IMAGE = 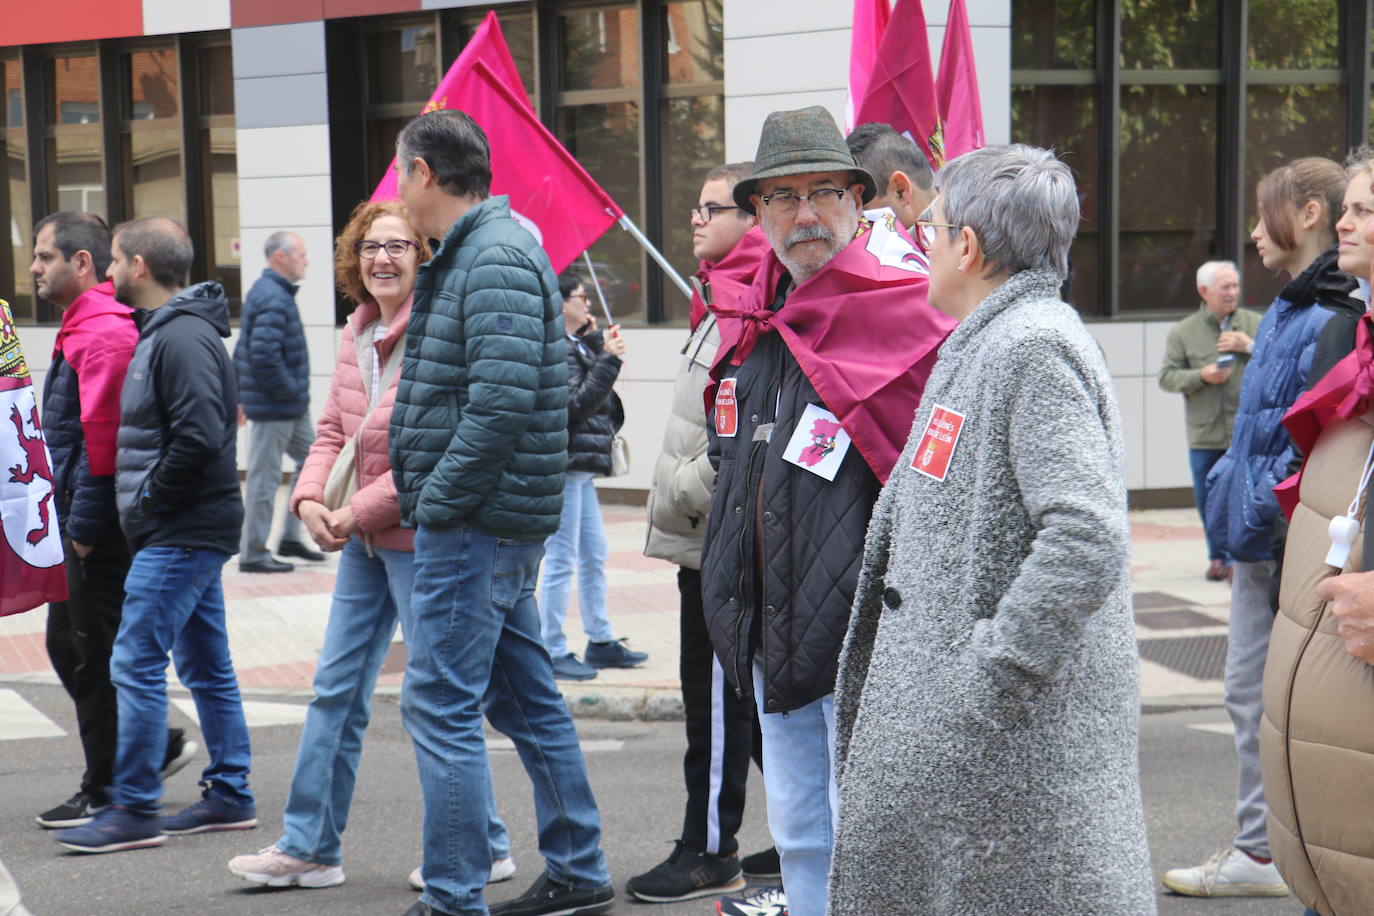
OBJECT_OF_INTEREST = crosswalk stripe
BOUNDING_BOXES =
[172,698,309,729]
[0,687,66,740]
[489,737,623,753]
[1186,722,1234,736]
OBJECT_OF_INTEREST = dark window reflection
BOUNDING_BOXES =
[1012,84,1099,312]
[559,7,641,92]
[664,0,723,84]
[48,55,100,125]
[369,25,438,104]
[47,134,105,217]
[660,94,723,323]
[1121,0,1219,70]
[122,49,179,121]
[1118,85,1221,312]
[202,125,240,308]
[199,45,235,117]
[1011,0,1095,70]
[1248,0,1340,70]
[122,130,183,220]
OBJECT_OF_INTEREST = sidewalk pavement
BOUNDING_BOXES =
[0,497,1232,719]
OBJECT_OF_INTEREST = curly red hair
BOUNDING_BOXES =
[334,199,431,304]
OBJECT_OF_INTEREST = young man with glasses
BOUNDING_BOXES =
[627,162,775,904]
[699,107,953,916]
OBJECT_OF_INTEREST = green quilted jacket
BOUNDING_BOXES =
[389,195,569,540]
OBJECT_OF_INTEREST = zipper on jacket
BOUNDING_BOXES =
[730,341,785,704]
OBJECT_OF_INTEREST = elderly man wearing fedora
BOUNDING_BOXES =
[699,106,952,916]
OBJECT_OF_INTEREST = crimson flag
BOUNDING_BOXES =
[936,0,985,160]
[0,300,67,617]
[371,12,622,273]
[845,0,892,131]
[854,0,944,170]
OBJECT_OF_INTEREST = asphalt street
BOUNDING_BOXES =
[0,684,1301,916]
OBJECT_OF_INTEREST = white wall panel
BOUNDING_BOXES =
[143,0,230,36]
[236,125,332,180]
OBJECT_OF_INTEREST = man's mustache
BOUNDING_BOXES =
[784,225,834,249]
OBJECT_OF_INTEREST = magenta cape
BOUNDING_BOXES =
[709,213,955,484]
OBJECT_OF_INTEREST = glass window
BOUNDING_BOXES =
[664,0,723,84]
[1012,84,1100,312]
[47,133,105,217]
[199,44,235,117]
[1011,0,1095,71]
[368,24,438,104]
[202,125,239,309]
[1121,0,1219,70]
[1242,83,1346,309]
[47,54,100,125]
[1118,85,1222,312]
[660,94,723,324]
[121,130,182,220]
[559,7,640,91]
[122,48,179,121]
[556,101,642,321]
[1248,0,1340,70]
[2,54,31,323]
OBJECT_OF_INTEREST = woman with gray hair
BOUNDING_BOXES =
[828,145,1154,915]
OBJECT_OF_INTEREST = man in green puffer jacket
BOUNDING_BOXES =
[388,109,613,916]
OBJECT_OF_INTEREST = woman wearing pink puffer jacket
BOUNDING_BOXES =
[227,200,515,893]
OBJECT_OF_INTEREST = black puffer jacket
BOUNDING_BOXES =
[565,329,623,476]
[701,280,882,713]
[116,283,243,555]
[44,353,117,546]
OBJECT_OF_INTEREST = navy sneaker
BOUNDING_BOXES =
[488,873,614,916]
[584,639,648,668]
[159,791,257,835]
[54,805,165,854]
[551,653,598,681]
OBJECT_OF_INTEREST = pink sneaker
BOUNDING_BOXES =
[228,845,345,889]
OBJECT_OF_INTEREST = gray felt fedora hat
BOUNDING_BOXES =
[733,105,877,215]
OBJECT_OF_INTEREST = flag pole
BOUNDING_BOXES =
[615,213,694,301]
[581,251,615,326]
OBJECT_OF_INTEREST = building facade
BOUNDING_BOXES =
[1,0,1368,501]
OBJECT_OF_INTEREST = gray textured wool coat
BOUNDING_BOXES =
[830,269,1155,915]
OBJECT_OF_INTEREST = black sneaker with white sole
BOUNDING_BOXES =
[487,873,614,916]
[625,840,745,902]
[160,727,198,781]
[36,789,108,829]
[739,846,780,879]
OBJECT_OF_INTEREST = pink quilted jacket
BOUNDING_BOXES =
[291,295,413,552]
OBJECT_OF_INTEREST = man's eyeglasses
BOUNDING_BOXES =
[690,204,740,223]
[913,219,961,254]
[354,239,420,259]
[759,187,848,216]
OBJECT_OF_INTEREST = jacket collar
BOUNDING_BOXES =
[137,281,232,338]
[937,268,1065,361]
[426,196,511,269]
[1277,245,1361,317]
[53,280,131,352]
[347,293,413,357]
[261,268,299,296]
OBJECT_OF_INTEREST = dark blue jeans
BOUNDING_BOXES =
[404,524,608,915]
[1190,447,1228,561]
[109,547,252,815]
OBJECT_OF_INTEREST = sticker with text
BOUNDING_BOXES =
[714,378,738,438]
[781,403,852,481]
[911,405,965,481]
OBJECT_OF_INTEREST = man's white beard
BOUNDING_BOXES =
[766,211,859,283]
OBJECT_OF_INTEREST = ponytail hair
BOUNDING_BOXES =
[1256,156,1345,251]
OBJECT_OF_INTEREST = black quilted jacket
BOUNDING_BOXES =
[701,284,881,713]
[43,352,118,546]
[565,329,623,477]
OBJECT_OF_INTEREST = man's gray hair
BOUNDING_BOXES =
[264,231,298,260]
[1195,259,1239,291]
[935,144,1079,278]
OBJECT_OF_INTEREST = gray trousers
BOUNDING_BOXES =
[240,413,314,564]
[1224,558,1276,857]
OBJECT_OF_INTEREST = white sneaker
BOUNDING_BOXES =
[1161,847,1290,897]
[228,845,345,889]
[408,856,517,890]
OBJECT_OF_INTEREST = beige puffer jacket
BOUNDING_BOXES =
[643,314,719,569]
[1261,409,1374,916]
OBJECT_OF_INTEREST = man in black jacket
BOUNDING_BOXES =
[54,217,255,855]
[31,212,195,830]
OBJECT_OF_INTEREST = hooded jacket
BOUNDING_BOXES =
[42,280,137,546]
[115,282,243,555]
[564,328,623,477]
[1206,248,1361,562]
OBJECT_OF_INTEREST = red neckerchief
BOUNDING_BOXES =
[689,227,770,331]
[1276,311,1374,518]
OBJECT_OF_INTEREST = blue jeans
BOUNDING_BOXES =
[276,540,509,866]
[405,524,609,915]
[1189,447,1228,561]
[539,471,614,659]
[109,547,252,815]
[752,664,837,916]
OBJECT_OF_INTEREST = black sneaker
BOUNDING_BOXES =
[488,873,614,916]
[740,846,781,879]
[278,539,325,562]
[36,789,108,829]
[160,727,199,781]
[583,639,647,668]
[626,841,745,902]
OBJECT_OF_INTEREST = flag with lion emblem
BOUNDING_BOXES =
[0,300,66,616]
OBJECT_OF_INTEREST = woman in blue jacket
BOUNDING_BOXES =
[1165,157,1362,898]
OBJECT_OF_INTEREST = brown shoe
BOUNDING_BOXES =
[1205,559,1227,581]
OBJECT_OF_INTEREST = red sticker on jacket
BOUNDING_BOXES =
[714,378,739,438]
[911,405,965,481]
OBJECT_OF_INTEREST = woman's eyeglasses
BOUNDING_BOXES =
[354,239,420,259]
